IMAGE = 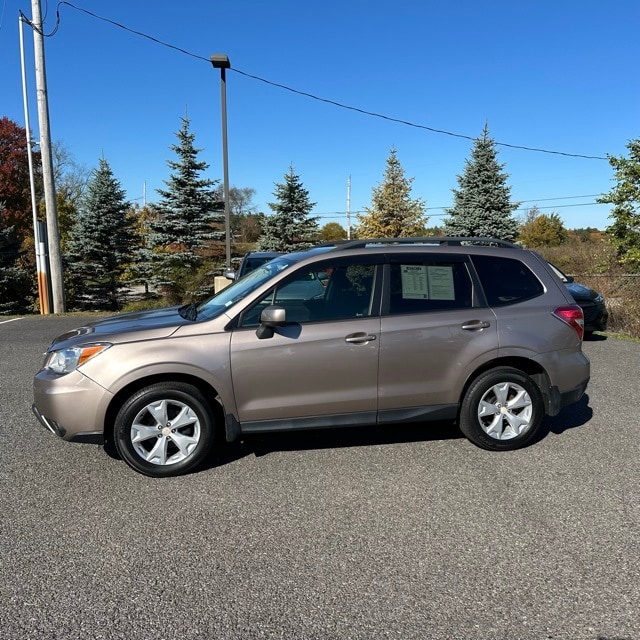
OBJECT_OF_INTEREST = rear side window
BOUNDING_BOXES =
[472,255,544,306]
[388,261,472,314]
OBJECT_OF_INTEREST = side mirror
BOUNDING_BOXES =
[564,275,574,283]
[224,269,237,281]
[256,305,286,339]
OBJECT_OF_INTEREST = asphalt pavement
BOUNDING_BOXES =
[1,315,638,640]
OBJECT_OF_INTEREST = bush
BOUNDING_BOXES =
[120,296,166,313]
[607,296,640,338]
[535,241,619,275]
[534,242,640,339]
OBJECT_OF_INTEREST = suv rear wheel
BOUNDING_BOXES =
[114,382,217,477]
[459,367,544,450]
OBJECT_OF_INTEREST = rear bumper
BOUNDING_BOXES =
[546,378,590,416]
[582,302,608,333]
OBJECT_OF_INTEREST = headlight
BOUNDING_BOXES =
[594,293,604,303]
[44,344,111,375]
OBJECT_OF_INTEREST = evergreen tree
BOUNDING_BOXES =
[0,215,32,314]
[444,124,519,241]
[149,117,223,299]
[258,167,319,251]
[66,158,133,310]
[599,138,640,269]
[126,204,157,294]
[357,148,427,237]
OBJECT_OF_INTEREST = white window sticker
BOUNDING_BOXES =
[427,266,455,300]
[400,264,456,300]
[401,265,429,299]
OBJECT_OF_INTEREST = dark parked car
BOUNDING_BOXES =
[225,251,282,280]
[549,263,608,335]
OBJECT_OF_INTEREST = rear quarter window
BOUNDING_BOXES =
[472,255,544,306]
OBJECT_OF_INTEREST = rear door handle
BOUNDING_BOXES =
[345,333,377,344]
[461,320,490,331]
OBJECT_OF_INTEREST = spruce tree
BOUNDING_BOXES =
[66,158,133,310]
[0,217,31,314]
[149,117,223,299]
[258,167,319,251]
[599,138,640,269]
[126,204,157,294]
[357,148,427,237]
[444,124,519,241]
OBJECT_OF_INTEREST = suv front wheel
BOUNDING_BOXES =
[114,382,217,477]
[459,367,544,450]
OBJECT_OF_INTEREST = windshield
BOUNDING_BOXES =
[196,257,295,321]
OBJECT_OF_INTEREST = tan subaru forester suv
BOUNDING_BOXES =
[33,238,590,477]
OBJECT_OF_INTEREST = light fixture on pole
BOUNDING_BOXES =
[210,53,232,269]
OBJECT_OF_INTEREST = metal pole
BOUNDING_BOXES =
[210,54,231,269]
[19,14,49,314]
[220,67,231,268]
[31,0,65,313]
[347,175,352,240]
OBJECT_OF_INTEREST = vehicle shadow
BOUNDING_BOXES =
[584,331,607,341]
[211,420,463,469]
[214,395,594,469]
[534,393,593,441]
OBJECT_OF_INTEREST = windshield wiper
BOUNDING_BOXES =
[178,303,198,321]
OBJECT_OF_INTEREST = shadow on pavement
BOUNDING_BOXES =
[536,393,593,441]
[211,420,463,469]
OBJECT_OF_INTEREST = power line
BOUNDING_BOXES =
[231,69,607,161]
[314,199,604,220]
[35,1,609,162]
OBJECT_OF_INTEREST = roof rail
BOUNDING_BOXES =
[319,237,522,250]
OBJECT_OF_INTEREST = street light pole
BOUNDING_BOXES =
[210,54,232,269]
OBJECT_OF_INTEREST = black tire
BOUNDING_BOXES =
[114,382,217,477]
[459,367,544,451]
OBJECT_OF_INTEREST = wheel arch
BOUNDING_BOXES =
[104,373,226,447]
[459,356,552,419]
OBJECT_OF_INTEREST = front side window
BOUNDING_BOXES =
[196,257,295,321]
[472,255,544,306]
[239,262,376,327]
[388,261,472,314]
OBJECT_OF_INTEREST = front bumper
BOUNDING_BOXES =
[32,403,104,443]
[32,369,112,443]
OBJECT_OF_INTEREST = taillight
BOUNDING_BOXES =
[552,305,585,341]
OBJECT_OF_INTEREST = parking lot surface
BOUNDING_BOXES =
[1,315,639,639]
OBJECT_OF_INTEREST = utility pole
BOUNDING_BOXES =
[31,0,65,313]
[346,175,352,240]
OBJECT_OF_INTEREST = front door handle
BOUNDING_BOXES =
[345,333,377,344]
[461,320,490,331]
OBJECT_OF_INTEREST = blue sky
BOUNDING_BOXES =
[1,0,638,231]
